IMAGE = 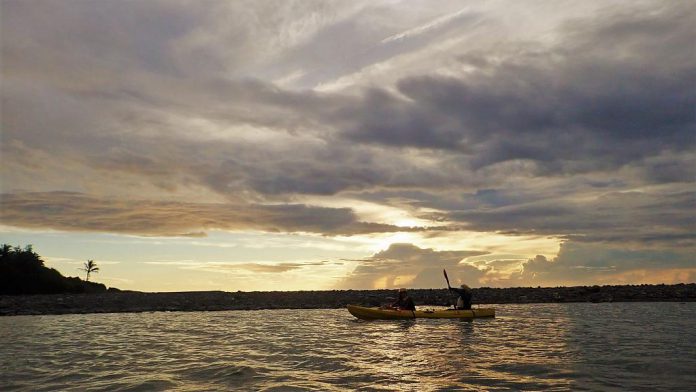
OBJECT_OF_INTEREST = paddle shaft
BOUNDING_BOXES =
[443,269,458,308]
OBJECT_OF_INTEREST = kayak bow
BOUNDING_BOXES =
[346,305,495,320]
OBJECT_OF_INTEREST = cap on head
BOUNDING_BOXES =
[460,284,471,291]
[398,288,407,292]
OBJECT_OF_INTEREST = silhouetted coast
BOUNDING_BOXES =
[1,284,694,316]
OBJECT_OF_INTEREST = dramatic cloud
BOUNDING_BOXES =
[0,192,424,236]
[333,3,695,171]
[338,243,488,289]
[446,188,696,247]
[339,240,696,289]
[1,1,694,288]
[513,242,696,287]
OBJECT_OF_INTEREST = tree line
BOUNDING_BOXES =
[0,244,109,295]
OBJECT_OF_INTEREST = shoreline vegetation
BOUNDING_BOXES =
[2,284,695,316]
[2,244,694,316]
[0,245,112,296]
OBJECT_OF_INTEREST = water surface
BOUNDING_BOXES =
[1,303,694,391]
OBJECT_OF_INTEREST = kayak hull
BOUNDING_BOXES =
[346,305,495,320]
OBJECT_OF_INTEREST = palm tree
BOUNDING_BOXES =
[80,259,99,282]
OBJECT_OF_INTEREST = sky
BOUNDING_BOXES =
[1,0,694,292]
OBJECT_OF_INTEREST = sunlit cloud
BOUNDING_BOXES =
[1,0,694,290]
[0,191,429,237]
[146,259,337,274]
[338,243,488,289]
[380,7,474,44]
[512,242,696,287]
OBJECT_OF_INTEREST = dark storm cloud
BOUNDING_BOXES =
[335,3,696,174]
[0,192,424,236]
[1,0,694,268]
[447,190,695,247]
[5,1,692,196]
[638,153,696,184]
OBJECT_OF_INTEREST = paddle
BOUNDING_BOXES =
[443,269,452,290]
[443,269,457,309]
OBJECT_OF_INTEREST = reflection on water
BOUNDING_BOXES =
[1,303,694,391]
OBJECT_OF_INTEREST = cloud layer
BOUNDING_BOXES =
[0,192,421,236]
[513,242,696,287]
[338,243,487,289]
[1,1,694,287]
[339,242,695,289]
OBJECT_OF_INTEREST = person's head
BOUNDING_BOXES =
[460,284,471,292]
[398,287,408,298]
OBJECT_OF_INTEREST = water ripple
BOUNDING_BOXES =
[1,303,695,391]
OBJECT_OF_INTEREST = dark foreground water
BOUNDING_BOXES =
[1,303,694,391]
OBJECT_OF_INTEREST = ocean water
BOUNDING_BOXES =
[1,303,694,391]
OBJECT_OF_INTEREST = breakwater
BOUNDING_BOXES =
[2,283,694,316]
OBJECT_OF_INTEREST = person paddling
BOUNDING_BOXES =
[449,284,473,310]
[443,269,473,310]
[389,288,416,311]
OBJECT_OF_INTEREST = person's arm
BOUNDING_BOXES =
[448,287,464,309]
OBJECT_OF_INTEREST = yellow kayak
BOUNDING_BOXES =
[346,305,495,320]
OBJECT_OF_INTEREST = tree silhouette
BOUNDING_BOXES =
[1,244,108,294]
[80,259,99,282]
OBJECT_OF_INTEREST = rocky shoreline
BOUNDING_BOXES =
[1,283,695,316]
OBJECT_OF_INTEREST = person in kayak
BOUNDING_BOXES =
[388,288,416,311]
[449,284,472,310]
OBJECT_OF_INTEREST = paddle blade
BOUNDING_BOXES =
[443,269,451,288]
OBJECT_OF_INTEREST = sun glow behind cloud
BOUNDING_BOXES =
[1,0,694,291]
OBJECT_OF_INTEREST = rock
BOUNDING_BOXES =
[1,283,694,316]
